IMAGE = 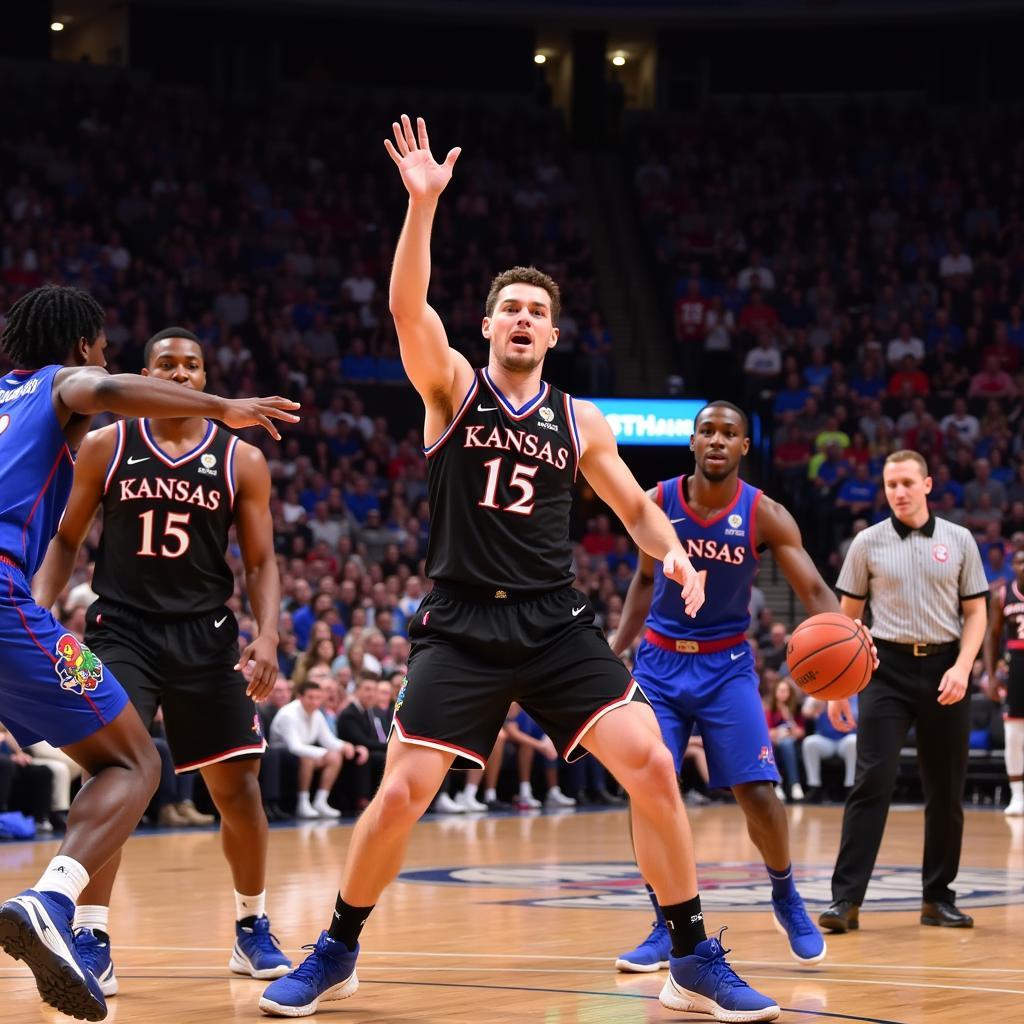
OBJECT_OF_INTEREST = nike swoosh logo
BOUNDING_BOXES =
[669,517,686,524]
[127,455,150,465]
[730,650,746,661]
[214,616,228,628]
[571,605,586,617]
[477,404,498,412]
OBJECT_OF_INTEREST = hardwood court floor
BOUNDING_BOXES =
[1,804,1022,1023]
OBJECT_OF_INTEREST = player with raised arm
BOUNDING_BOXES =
[33,327,300,998]
[0,285,297,1021]
[258,116,779,1023]
[612,401,874,971]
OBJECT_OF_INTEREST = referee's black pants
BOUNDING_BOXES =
[831,645,969,906]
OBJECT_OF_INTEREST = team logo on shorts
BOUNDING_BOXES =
[397,862,1024,912]
[54,634,103,695]
[395,677,409,711]
[757,745,775,766]
[198,452,218,477]
[932,544,949,563]
[252,714,263,738]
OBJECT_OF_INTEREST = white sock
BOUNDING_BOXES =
[1005,720,1024,777]
[484,788,497,802]
[518,781,533,798]
[235,890,266,922]
[298,792,313,807]
[73,905,109,935]
[36,856,90,904]
[548,786,562,797]
[314,789,331,805]
[464,783,479,801]
[1011,780,1024,803]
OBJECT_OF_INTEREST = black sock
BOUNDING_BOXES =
[327,894,374,951]
[661,895,706,957]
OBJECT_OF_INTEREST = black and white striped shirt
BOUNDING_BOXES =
[836,514,988,645]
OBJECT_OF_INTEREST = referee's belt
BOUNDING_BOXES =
[874,638,959,658]
[643,628,746,655]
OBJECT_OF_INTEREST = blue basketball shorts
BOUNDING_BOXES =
[0,563,128,748]
[632,639,780,789]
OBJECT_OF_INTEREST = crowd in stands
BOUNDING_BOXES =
[2,76,1020,832]
[629,100,1024,574]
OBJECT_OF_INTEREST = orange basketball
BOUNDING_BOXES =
[785,612,872,700]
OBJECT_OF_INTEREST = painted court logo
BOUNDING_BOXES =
[397,862,1024,913]
[54,634,103,695]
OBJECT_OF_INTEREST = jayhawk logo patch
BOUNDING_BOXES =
[54,634,103,695]
[757,745,775,767]
[395,676,409,712]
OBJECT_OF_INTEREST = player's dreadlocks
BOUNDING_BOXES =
[0,284,105,369]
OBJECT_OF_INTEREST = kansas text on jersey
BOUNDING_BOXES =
[92,418,239,616]
[647,476,763,642]
[423,368,581,593]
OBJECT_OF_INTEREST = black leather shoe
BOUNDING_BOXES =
[819,900,860,932]
[921,901,973,928]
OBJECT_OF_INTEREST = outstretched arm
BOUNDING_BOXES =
[232,443,281,702]
[33,426,114,610]
[384,114,473,412]
[53,367,299,439]
[574,401,704,618]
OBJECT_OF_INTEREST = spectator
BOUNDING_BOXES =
[766,678,805,802]
[504,706,576,810]
[801,696,858,803]
[337,675,390,809]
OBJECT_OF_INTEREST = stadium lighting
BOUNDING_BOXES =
[534,53,547,65]
[51,21,65,31]
[611,54,626,67]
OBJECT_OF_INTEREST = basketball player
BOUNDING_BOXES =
[611,401,875,970]
[0,285,297,1022]
[259,115,779,1022]
[33,328,294,996]
[983,548,1024,816]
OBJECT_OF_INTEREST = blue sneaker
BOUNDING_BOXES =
[0,889,107,1021]
[772,892,826,965]
[74,928,118,996]
[660,929,780,1022]
[258,931,358,1017]
[614,919,671,972]
[230,916,293,979]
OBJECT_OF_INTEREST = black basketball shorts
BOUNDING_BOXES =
[85,600,266,773]
[394,585,648,769]
[1007,650,1024,719]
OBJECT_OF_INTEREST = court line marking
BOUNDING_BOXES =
[3,964,1020,996]
[0,973,910,1024]
[96,946,1024,974]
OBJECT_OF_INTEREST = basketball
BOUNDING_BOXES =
[785,612,873,700]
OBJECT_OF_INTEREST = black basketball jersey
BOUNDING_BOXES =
[424,368,579,593]
[1003,580,1024,652]
[92,418,239,617]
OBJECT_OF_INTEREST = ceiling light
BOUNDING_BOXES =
[534,53,547,65]
[51,21,65,32]
[611,54,627,67]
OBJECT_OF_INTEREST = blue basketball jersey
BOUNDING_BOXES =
[0,365,74,578]
[646,475,762,641]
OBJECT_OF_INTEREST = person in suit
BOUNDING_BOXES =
[336,675,390,808]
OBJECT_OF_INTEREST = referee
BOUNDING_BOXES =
[819,449,988,932]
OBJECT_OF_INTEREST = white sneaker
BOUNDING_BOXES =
[1005,797,1024,817]
[775,785,787,803]
[791,783,805,802]
[434,792,465,814]
[296,801,320,820]
[544,789,576,808]
[456,790,488,812]
[515,791,542,809]
[313,798,341,819]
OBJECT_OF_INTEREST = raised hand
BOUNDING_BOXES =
[220,396,300,440]
[384,114,461,202]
